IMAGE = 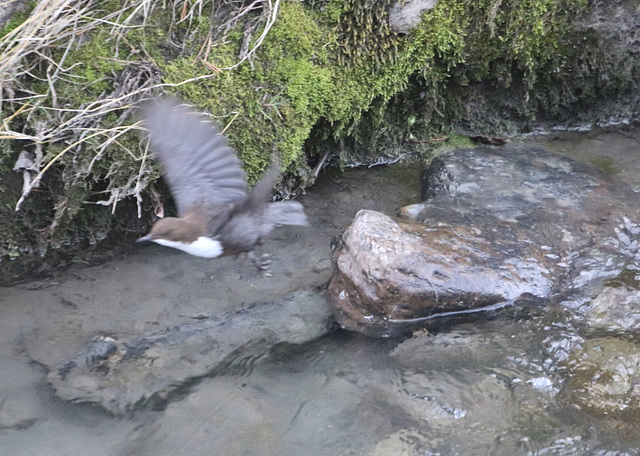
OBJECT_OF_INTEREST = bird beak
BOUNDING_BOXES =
[136,234,153,243]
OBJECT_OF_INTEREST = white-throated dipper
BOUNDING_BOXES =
[137,98,308,272]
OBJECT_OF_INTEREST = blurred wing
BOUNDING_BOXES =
[240,161,279,212]
[144,98,248,216]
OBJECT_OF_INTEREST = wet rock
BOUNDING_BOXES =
[47,291,332,414]
[369,365,557,454]
[389,369,515,427]
[328,209,549,336]
[560,337,640,438]
[329,144,640,336]
[369,429,428,456]
[391,328,522,371]
[584,285,640,334]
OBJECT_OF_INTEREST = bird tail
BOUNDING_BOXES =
[266,201,309,227]
[245,161,309,227]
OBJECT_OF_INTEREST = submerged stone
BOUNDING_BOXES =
[329,144,640,336]
[560,337,640,439]
[47,291,332,414]
[584,285,640,334]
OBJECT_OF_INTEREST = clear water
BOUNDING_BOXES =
[1,124,639,455]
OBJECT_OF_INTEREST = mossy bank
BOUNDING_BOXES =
[1,0,638,284]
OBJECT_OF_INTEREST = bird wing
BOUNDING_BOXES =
[144,98,248,217]
[239,161,279,212]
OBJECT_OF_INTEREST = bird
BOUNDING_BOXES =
[137,98,309,274]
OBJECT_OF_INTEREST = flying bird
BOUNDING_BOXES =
[137,98,308,274]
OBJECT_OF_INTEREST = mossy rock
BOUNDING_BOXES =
[0,0,638,284]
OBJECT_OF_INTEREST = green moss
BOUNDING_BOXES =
[605,266,640,289]
[0,1,37,37]
[444,133,475,149]
[61,32,123,100]
[158,1,339,182]
[140,0,605,173]
[331,0,399,67]
[152,0,629,168]
[589,157,619,176]
[0,0,636,283]
[324,0,602,148]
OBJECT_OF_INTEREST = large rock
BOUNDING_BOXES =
[46,291,332,414]
[329,144,640,336]
[328,210,550,337]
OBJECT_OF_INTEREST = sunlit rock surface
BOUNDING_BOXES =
[329,144,640,336]
[584,285,640,333]
[328,209,549,336]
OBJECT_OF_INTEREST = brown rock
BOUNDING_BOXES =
[328,210,549,336]
[329,144,640,337]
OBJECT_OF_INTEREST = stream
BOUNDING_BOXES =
[0,123,639,455]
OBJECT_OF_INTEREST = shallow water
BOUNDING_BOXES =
[1,124,639,455]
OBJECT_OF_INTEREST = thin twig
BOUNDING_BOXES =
[222,0,280,70]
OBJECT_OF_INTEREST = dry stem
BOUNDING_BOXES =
[1,0,280,222]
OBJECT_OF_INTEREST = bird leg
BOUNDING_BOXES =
[247,250,272,277]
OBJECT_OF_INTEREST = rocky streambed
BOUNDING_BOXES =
[1,124,640,455]
[330,142,640,336]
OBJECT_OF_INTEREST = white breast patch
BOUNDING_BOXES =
[153,237,223,258]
